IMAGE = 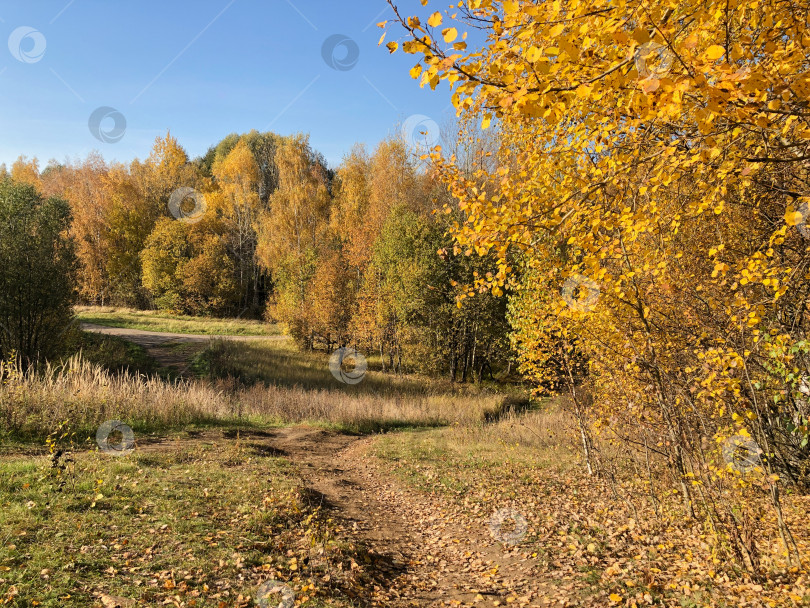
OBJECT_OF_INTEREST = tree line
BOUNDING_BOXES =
[0,129,510,381]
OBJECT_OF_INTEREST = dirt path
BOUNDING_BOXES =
[88,323,546,605]
[137,426,545,606]
[265,427,546,607]
[81,322,287,378]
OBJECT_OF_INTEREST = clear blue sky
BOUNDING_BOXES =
[0,0,455,169]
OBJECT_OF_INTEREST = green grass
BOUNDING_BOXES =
[75,306,281,336]
[0,427,355,607]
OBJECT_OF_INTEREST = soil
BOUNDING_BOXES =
[80,323,286,378]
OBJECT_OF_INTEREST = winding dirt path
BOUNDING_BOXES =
[266,427,546,607]
[137,426,546,606]
[86,324,547,605]
[80,322,287,378]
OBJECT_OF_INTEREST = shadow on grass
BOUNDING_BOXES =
[198,339,478,399]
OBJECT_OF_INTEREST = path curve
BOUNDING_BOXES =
[270,427,545,607]
[141,426,546,607]
[81,322,287,377]
[80,322,287,345]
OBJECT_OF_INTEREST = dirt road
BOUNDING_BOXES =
[266,426,545,607]
[80,322,286,377]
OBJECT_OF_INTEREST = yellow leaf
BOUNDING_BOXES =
[481,113,492,130]
[526,46,541,62]
[443,27,458,43]
[705,45,725,61]
[609,594,622,604]
[428,12,442,27]
[410,65,423,79]
[386,41,398,53]
[784,210,804,226]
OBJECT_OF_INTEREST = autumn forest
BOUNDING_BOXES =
[1,0,809,606]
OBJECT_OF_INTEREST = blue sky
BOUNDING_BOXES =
[0,0,455,169]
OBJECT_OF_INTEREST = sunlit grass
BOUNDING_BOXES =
[0,431,352,607]
[200,339,522,432]
[74,305,281,336]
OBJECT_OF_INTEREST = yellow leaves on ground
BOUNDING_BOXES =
[784,209,804,226]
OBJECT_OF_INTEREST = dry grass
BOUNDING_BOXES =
[232,381,506,432]
[0,356,233,445]
[0,345,516,444]
[201,339,518,432]
[447,405,577,450]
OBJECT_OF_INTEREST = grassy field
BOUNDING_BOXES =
[0,335,529,606]
[198,339,526,433]
[68,331,161,377]
[2,331,808,607]
[0,428,355,607]
[0,335,521,444]
[75,306,281,336]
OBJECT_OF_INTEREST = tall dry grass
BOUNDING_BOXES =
[0,352,511,443]
[0,356,231,442]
